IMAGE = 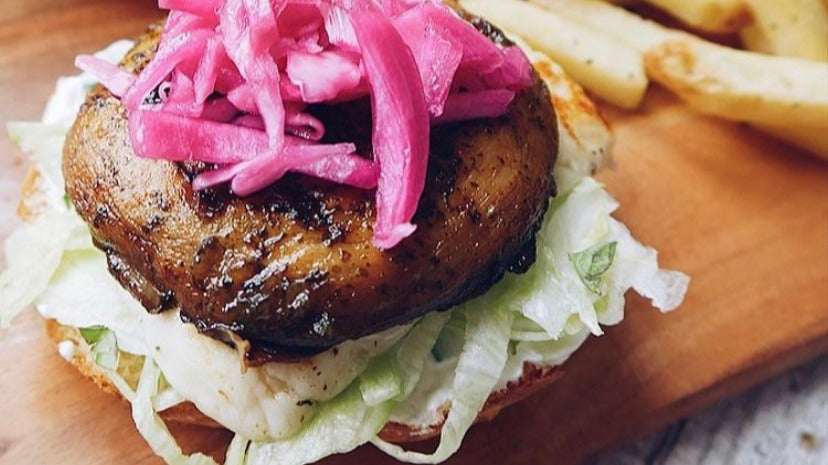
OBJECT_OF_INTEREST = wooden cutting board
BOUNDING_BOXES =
[0,2,826,464]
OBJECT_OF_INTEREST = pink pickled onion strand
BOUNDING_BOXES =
[300,149,380,190]
[193,36,225,104]
[481,46,534,91]
[427,5,504,74]
[132,110,377,191]
[129,109,263,164]
[163,10,217,37]
[193,137,378,192]
[75,55,136,97]
[122,29,212,109]
[434,89,516,125]
[279,32,325,54]
[350,9,430,249]
[233,114,265,130]
[379,0,422,17]
[201,97,240,122]
[220,0,285,151]
[230,140,357,196]
[192,162,248,191]
[286,50,363,103]
[215,62,245,94]
[81,0,533,249]
[284,103,325,141]
[392,5,463,117]
[162,70,198,116]
[279,77,305,102]
[324,6,359,51]
[227,84,259,114]
[278,4,325,39]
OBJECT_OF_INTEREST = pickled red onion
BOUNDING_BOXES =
[435,90,516,125]
[351,9,430,248]
[77,0,533,249]
[75,55,135,97]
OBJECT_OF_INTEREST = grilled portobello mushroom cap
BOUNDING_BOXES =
[63,17,558,362]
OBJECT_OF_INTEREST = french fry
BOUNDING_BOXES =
[481,0,828,158]
[596,0,828,61]
[530,0,680,52]
[612,0,752,34]
[460,0,648,109]
[645,40,828,128]
[741,0,828,62]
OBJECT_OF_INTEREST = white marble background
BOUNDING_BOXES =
[591,355,828,465]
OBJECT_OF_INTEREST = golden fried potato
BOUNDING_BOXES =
[610,0,751,33]
[477,0,828,158]
[741,0,828,61]
[645,40,828,128]
[530,0,678,52]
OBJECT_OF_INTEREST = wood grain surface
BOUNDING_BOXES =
[0,2,826,465]
[592,354,828,465]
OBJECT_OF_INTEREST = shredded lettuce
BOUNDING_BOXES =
[90,328,120,370]
[246,384,394,465]
[569,241,617,295]
[224,435,251,465]
[359,350,404,407]
[79,326,108,344]
[153,383,187,413]
[0,211,86,328]
[372,306,515,463]
[384,175,689,433]
[36,244,397,442]
[78,326,120,370]
[6,122,71,209]
[360,312,450,406]
[432,311,466,362]
[494,175,688,341]
[57,337,214,465]
[133,359,220,465]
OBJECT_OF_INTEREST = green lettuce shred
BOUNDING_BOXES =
[0,211,83,328]
[360,312,450,406]
[79,326,108,344]
[133,359,219,465]
[246,384,394,465]
[371,306,515,464]
[569,241,617,295]
[89,327,119,371]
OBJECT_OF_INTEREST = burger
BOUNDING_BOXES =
[1,1,689,464]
